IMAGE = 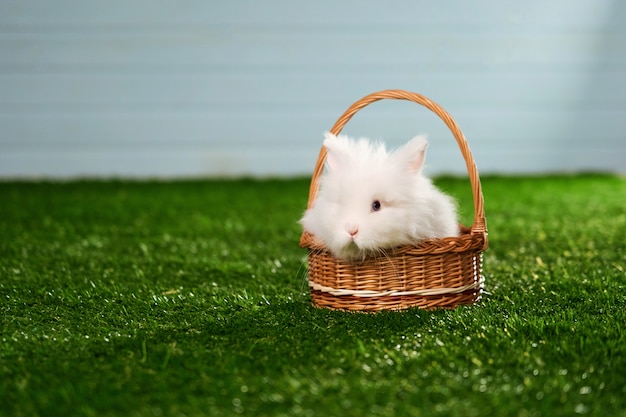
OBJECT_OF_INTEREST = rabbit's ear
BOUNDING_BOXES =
[392,135,428,173]
[323,132,349,171]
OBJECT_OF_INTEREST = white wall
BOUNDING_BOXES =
[1,0,624,178]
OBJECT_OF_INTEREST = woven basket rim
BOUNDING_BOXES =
[301,225,487,254]
[299,89,487,250]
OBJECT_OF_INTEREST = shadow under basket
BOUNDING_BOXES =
[299,90,488,312]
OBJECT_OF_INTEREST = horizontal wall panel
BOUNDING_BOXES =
[0,0,624,177]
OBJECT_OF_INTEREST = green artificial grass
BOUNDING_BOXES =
[1,174,625,417]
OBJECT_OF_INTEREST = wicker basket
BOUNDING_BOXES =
[299,90,488,311]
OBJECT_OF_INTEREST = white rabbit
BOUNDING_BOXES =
[300,132,459,261]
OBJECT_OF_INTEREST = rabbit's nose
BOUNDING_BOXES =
[346,224,359,237]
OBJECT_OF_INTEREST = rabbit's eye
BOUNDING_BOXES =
[371,200,381,212]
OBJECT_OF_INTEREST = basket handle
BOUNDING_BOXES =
[304,89,487,237]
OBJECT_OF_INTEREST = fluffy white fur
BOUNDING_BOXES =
[300,132,459,261]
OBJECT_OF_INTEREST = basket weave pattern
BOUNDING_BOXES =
[300,90,488,311]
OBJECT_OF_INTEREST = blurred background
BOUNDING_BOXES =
[0,0,624,178]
